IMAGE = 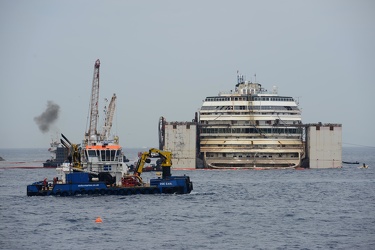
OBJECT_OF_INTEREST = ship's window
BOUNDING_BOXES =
[173,125,177,129]
[106,150,111,161]
[186,124,190,129]
[111,150,116,161]
[115,150,120,161]
[330,126,334,131]
[316,126,320,130]
[88,150,96,157]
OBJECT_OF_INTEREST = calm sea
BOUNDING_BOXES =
[0,147,374,250]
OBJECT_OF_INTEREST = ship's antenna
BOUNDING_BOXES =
[295,96,301,106]
[236,70,246,85]
[254,73,257,83]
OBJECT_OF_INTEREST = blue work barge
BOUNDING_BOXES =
[27,146,193,197]
[27,171,193,196]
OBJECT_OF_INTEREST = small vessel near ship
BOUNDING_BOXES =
[43,140,68,168]
[198,73,304,169]
[342,161,359,164]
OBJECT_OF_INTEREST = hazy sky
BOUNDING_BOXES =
[1,0,374,149]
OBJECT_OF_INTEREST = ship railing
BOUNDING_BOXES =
[218,90,269,96]
[86,161,124,172]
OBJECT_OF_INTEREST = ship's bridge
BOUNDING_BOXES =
[218,81,278,96]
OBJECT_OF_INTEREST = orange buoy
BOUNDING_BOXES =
[95,217,103,223]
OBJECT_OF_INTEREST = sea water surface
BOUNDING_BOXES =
[0,147,374,250]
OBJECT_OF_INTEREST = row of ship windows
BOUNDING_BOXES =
[206,153,300,158]
[201,144,302,148]
[199,120,301,126]
[205,97,294,102]
[200,112,300,117]
[201,105,298,111]
[201,128,301,134]
[85,149,121,162]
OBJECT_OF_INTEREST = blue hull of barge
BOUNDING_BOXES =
[27,172,193,196]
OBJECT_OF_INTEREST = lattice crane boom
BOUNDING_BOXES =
[100,93,116,140]
[87,59,100,143]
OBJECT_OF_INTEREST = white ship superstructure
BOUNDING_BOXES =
[198,75,304,169]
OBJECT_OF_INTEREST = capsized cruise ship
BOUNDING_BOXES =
[198,74,304,169]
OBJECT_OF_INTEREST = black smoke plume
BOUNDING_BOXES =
[34,101,60,133]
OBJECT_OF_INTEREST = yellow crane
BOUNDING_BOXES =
[122,148,173,187]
